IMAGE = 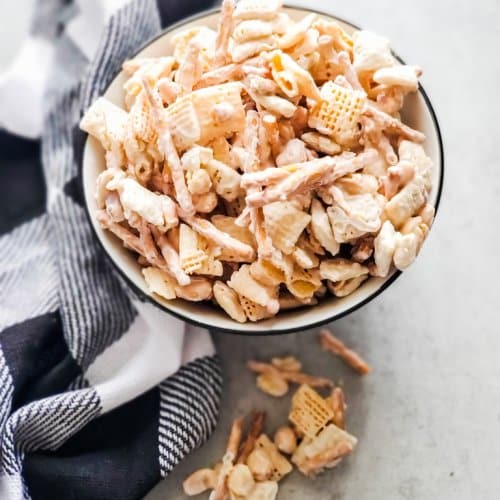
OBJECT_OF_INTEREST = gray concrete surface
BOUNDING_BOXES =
[146,0,500,499]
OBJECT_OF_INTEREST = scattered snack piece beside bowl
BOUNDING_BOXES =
[183,329,366,499]
[80,0,443,333]
[182,386,357,499]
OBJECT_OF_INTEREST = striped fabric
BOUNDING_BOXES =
[0,215,58,333]
[159,356,222,476]
[0,1,221,499]
[0,350,14,436]
[1,389,102,475]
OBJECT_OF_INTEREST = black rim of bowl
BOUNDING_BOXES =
[76,5,445,335]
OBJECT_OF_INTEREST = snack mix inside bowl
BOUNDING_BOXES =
[81,0,438,324]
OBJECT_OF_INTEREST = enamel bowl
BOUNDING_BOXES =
[81,6,444,334]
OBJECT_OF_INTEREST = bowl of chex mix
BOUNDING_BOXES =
[80,0,444,333]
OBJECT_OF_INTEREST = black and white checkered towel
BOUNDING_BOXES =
[0,1,220,498]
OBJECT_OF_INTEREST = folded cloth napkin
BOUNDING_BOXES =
[0,1,219,499]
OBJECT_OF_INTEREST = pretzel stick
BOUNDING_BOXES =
[210,417,243,500]
[242,156,336,192]
[261,113,283,157]
[134,221,187,279]
[279,12,316,49]
[213,0,235,68]
[96,210,144,255]
[161,129,195,215]
[142,80,195,216]
[194,63,242,89]
[319,329,371,375]
[234,206,251,227]
[250,208,273,259]
[237,411,266,464]
[243,111,273,258]
[365,103,425,143]
[243,110,261,172]
[184,215,255,261]
[247,361,333,388]
[361,116,397,165]
[138,219,162,264]
[257,114,272,164]
[245,152,375,208]
[241,150,372,188]
[151,226,191,286]
[241,168,290,189]
[378,133,398,165]
[227,417,244,457]
[175,40,202,91]
[337,51,363,91]
[98,211,183,283]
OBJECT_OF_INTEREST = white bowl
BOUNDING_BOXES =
[80,6,444,334]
